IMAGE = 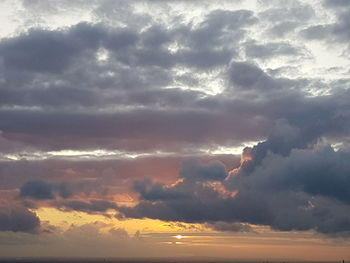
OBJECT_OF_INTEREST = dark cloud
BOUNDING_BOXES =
[183,9,257,50]
[206,222,253,232]
[179,160,227,182]
[1,58,348,155]
[0,9,258,153]
[226,144,350,234]
[133,160,227,202]
[0,106,267,152]
[120,143,350,234]
[19,180,97,200]
[0,8,252,75]
[0,30,79,73]
[233,147,350,205]
[228,61,278,90]
[55,199,117,213]
[133,179,190,201]
[20,180,55,200]
[0,23,107,73]
[0,8,306,155]
[0,154,239,193]
[118,110,350,234]
[0,205,40,233]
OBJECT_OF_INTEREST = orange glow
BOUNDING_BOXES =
[203,181,237,198]
[229,148,253,175]
[241,154,252,163]
[167,177,185,187]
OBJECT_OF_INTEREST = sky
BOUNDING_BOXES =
[0,0,350,260]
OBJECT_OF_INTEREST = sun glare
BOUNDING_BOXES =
[174,235,187,239]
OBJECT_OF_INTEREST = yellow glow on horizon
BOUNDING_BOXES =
[34,207,209,234]
[28,208,350,260]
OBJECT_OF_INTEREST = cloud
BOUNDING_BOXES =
[267,21,301,37]
[0,205,40,233]
[258,2,314,23]
[299,25,333,40]
[55,199,117,213]
[19,180,119,215]
[0,23,105,73]
[324,0,350,7]
[206,221,253,232]
[20,180,55,200]
[245,41,305,59]
[19,180,99,200]
[4,5,346,157]
[119,125,350,235]
[179,160,228,182]
[228,61,278,90]
[0,9,263,153]
[300,2,350,46]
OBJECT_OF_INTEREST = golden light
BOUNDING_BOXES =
[174,234,187,239]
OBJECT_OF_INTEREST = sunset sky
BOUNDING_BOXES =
[1,0,350,260]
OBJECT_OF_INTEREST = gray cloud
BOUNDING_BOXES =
[19,180,98,200]
[228,61,279,90]
[267,21,301,37]
[206,221,253,232]
[299,25,332,40]
[0,23,106,73]
[20,180,55,200]
[1,57,348,155]
[120,142,350,234]
[0,205,40,233]
[300,2,350,45]
[55,199,117,213]
[324,0,350,7]
[116,96,350,235]
[0,9,260,153]
[1,5,335,156]
[245,41,304,59]
[259,3,314,23]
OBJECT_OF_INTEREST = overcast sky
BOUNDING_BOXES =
[1,0,350,260]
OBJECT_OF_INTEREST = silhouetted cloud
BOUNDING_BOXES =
[19,180,99,200]
[20,180,55,200]
[0,205,40,232]
[119,120,350,235]
[55,199,117,213]
[206,221,253,232]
